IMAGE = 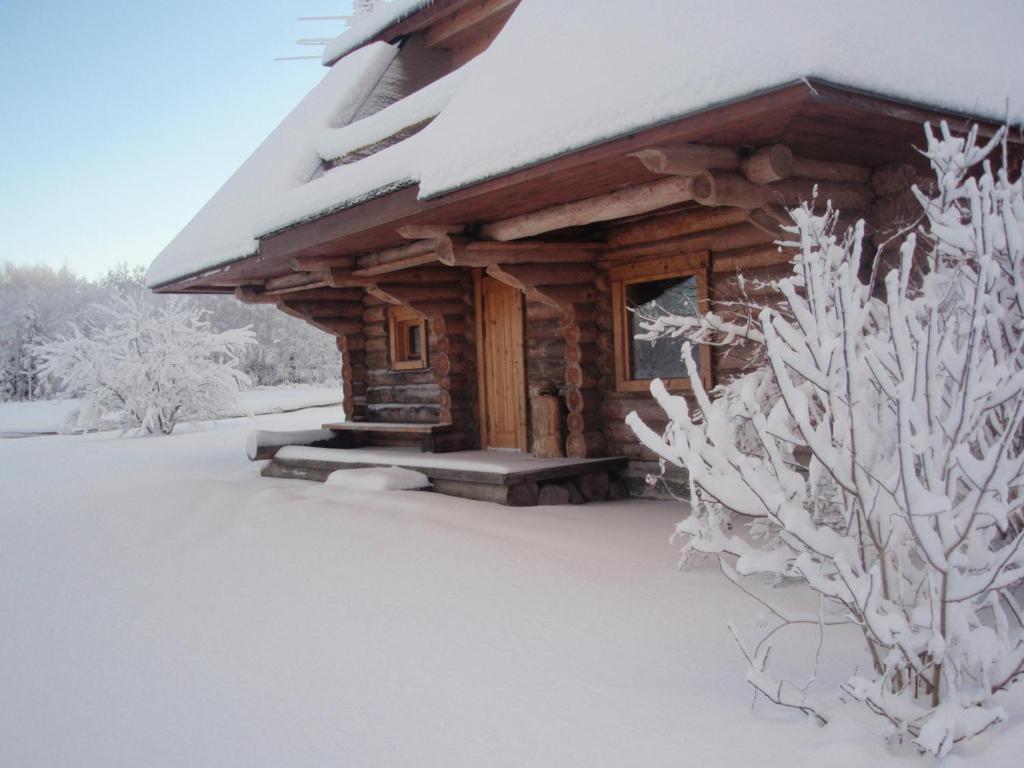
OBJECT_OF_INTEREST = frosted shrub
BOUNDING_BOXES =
[627,124,1024,756]
[37,295,256,435]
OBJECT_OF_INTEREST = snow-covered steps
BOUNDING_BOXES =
[259,445,628,506]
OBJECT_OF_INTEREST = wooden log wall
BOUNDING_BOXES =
[246,142,934,496]
[487,262,606,458]
[361,269,478,451]
[591,154,930,495]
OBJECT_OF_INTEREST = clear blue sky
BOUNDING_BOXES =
[0,1,354,279]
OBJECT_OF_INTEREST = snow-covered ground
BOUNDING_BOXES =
[0,384,342,436]
[1,407,1022,766]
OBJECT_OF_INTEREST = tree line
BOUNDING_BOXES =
[0,262,340,402]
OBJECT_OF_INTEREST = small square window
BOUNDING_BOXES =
[610,254,712,392]
[388,306,428,371]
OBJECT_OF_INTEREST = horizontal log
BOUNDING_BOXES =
[529,285,599,309]
[371,283,467,303]
[289,255,356,271]
[313,302,365,319]
[355,238,439,270]
[395,224,465,240]
[235,286,278,304]
[870,163,918,197]
[566,431,607,459]
[353,252,440,277]
[263,271,331,295]
[479,175,705,242]
[277,287,365,302]
[311,317,362,335]
[366,383,441,405]
[246,428,344,460]
[631,143,739,175]
[739,144,793,184]
[365,404,441,422]
[712,244,791,273]
[600,395,670,421]
[366,368,436,387]
[493,263,598,287]
[695,171,873,212]
[576,472,610,502]
[282,300,365,319]
[430,479,540,507]
[791,156,871,183]
[410,300,470,318]
[601,222,772,262]
[527,338,567,359]
[606,206,750,248]
[537,483,571,506]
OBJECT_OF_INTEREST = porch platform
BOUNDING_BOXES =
[261,446,628,506]
[321,421,453,452]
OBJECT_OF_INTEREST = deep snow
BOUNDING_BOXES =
[0,385,342,436]
[1,407,1023,766]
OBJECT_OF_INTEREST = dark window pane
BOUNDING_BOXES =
[407,323,422,358]
[626,276,699,380]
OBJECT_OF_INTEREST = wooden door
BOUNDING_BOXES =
[479,277,527,450]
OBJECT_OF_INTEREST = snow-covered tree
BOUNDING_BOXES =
[628,123,1024,756]
[37,295,256,435]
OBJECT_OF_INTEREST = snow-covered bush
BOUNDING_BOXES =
[627,123,1024,756]
[37,295,256,435]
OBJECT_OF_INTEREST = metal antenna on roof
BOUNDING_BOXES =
[277,2,380,63]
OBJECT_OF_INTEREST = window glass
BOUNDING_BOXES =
[406,322,422,359]
[626,276,699,380]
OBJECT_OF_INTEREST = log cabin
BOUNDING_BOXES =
[147,0,1022,504]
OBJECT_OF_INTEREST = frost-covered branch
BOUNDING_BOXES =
[629,122,1024,756]
[36,295,256,435]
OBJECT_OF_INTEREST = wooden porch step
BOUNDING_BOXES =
[321,421,451,434]
[321,421,453,451]
[261,446,629,506]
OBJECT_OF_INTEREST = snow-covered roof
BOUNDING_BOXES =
[146,42,400,288]
[148,0,1024,289]
[322,0,434,67]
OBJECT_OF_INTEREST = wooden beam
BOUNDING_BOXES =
[478,175,706,242]
[289,255,356,272]
[395,224,465,240]
[599,222,774,263]
[353,252,441,277]
[425,0,518,48]
[693,172,873,212]
[606,207,749,247]
[450,248,598,268]
[712,244,792,273]
[635,142,794,184]
[262,270,330,295]
[791,156,871,183]
[739,144,793,184]
[235,286,278,304]
[356,238,439,269]
[630,143,739,175]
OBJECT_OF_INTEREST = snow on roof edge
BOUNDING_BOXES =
[322,0,435,67]
[417,76,1019,202]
